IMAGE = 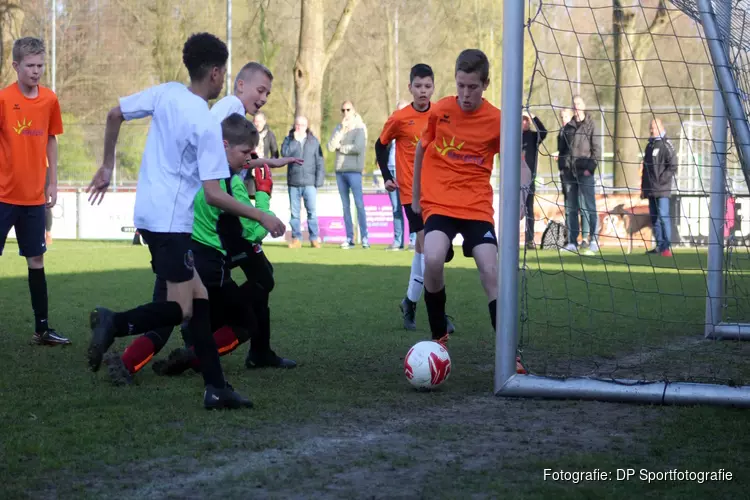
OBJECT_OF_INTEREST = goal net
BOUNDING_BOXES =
[498,0,750,405]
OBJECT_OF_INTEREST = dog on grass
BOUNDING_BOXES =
[608,203,652,254]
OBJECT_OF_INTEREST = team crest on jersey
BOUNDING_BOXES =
[252,244,263,254]
[439,114,451,124]
[13,117,42,136]
[12,104,20,110]
[407,119,415,126]
[410,135,420,146]
[434,136,464,156]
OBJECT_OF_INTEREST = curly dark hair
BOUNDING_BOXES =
[182,33,228,81]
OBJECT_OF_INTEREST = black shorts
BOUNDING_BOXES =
[0,202,46,257]
[424,214,497,258]
[139,229,195,284]
[403,204,424,233]
[190,240,231,289]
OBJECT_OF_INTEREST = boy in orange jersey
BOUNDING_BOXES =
[412,49,530,372]
[375,63,455,333]
[0,37,70,346]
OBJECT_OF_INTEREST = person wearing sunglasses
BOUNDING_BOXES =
[327,100,369,249]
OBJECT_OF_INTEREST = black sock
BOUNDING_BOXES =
[423,287,447,340]
[28,268,49,333]
[489,299,497,331]
[189,299,226,389]
[249,291,271,354]
[112,302,183,337]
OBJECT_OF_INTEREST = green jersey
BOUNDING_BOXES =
[192,173,274,255]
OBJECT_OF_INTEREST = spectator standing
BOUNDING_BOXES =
[521,110,547,249]
[641,118,677,257]
[562,95,600,255]
[282,116,325,248]
[328,100,369,249]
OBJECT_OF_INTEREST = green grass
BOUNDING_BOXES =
[1,241,750,498]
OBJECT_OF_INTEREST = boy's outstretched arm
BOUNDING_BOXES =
[245,157,302,169]
[87,106,124,204]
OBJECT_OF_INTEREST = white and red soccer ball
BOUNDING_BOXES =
[404,341,452,389]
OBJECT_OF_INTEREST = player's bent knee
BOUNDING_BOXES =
[26,255,44,269]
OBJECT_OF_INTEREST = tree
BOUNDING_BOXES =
[293,0,361,138]
[612,0,669,188]
[0,0,23,85]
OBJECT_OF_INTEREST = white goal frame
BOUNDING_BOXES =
[494,0,750,407]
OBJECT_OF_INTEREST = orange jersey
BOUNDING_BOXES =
[0,83,63,206]
[378,103,431,205]
[419,97,500,224]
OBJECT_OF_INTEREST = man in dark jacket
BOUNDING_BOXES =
[562,95,600,254]
[282,115,325,248]
[641,118,677,256]
[253,111,279,159]
[522,111,547,249]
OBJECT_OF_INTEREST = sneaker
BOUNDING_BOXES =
[245,349,297,369]
[203,383,254,410]
[385,244,402,251]
[435,333,450,348]
[660,249,673,257]
[32,328,71,346]
[104,352,133,386]
[525,241,536,250]
[152,347,199,376]
[516,355,527,374]
[311,240,322,249]
[340,241,354,249]
[446,315,456,334]
[588,241,600,253]
[288,239,302,249]
[562,243,578,253]
[362,239,370,249]
[400,297,417,330]
[88,307,117,372]
[646,248,659,254]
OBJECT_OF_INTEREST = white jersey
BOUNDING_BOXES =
[119,82,229,233]
[210,94,246,121]
[210,94,250,178]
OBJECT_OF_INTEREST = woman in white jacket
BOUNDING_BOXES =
[328,100,369,249]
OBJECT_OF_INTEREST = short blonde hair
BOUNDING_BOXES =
[13,37,45,63]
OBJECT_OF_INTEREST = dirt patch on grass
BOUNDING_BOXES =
[50,394,662,499]
[523,335,750,384]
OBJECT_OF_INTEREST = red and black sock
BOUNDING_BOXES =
[121,336,156,374]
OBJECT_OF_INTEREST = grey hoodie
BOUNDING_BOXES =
[327,114,368,173]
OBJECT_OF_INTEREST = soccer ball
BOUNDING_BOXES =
[404,341,452,390]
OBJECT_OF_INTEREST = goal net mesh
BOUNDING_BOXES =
[519,0,750,385]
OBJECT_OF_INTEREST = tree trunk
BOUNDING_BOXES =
[294,0,360,139]
[612,0,669,188]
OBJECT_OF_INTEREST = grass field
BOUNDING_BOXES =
[1,240,750,499]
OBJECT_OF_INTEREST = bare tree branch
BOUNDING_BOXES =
[323,0,361,68]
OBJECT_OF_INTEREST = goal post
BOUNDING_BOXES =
[494,0,750,407]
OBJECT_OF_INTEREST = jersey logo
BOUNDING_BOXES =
[12,104,20,110]
[407,119,415,126]
[439,114,451,124]
[434,136,465,156]
[13,118,42,136]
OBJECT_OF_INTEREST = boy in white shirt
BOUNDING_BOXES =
[85,32,285,409]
